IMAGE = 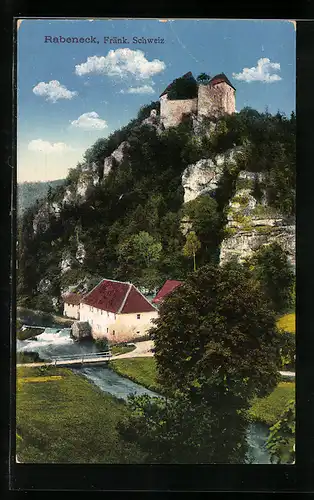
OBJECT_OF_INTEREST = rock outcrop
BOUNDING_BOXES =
[72,321,92,340]
[219,171,295,270]
[182,146,245,204]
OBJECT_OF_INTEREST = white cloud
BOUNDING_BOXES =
[120,84,155,94]
[33,80,78,102]
[75,49,166,80]
[28,139,75,153]
[70,111,108,130]
[232,58,282,83]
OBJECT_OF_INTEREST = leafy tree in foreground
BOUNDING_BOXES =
[267,399,295,464]
[119,262,282,463]
[152,262,281,401]
[246,242,295,314]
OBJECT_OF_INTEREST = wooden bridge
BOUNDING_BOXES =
[17,351,113,368]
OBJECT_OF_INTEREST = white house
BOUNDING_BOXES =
[63,292,82,320]
[79,278,158,342]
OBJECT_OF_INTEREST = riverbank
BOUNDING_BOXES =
[110,357,295,427]
[16,365,146,463]
[109,358,161,393]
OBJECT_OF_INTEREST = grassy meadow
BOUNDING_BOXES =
[16,365,145,463]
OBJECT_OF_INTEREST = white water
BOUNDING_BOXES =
[16,325,271,463]
[17,328,97,360]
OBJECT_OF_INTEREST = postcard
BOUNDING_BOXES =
[15,18,296,468]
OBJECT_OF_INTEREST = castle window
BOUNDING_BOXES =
[107,328,108,333]
[107,312,109,318]
[112,330,115,336]
[137,314,141,320]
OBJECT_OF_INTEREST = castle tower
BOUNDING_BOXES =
[159,72,236,128]
[197,73,236,119]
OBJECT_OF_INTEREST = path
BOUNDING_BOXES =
[114,340,154,359]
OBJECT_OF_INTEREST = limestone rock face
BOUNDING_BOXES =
[102,141,130,182]
[220,224,295,269]
[220,170,295,270]
[76,241,86,264]
[37,278,52,293]
[60,254,73,274]
[182,146,244,204]
[32,201,60,234]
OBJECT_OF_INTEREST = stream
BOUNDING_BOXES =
[17,326,271,464]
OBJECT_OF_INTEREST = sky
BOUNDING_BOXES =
[17,19,296,183]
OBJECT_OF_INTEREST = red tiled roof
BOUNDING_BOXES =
[81,279,156,314]
[209,73,236,91]
[63,293,82,305]
[152,280,183,304]
[120,286,157,313]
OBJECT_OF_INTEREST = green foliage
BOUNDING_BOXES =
[278,330,295,369]
[16,351,43,364]
[95,338,109,352]
[182,195,222,264]
[248,382,295,427]
[266,399,295,464]
[182,231,201,271]
[167,76,197,100]
[196,73,211,84]
[118,393,249,464]
[136,101,160,122]
[246,242,295,313]
[151,262,282,403]
[117,231,162,290]
[18,105,295,314]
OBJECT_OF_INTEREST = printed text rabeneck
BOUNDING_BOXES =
[44,36,99,44]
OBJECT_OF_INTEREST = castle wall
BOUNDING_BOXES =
[198,82,235,118]
[160,95,197,128]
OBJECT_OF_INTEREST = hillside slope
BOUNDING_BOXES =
[17,103,295,313]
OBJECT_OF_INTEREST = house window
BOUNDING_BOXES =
[137,314,141,320]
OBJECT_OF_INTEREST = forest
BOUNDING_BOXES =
[17,103,295,315]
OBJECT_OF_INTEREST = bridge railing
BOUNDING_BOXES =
[51,351,112,362]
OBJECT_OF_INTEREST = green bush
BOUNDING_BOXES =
[95,338,109,352]
[267,399,295,464]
